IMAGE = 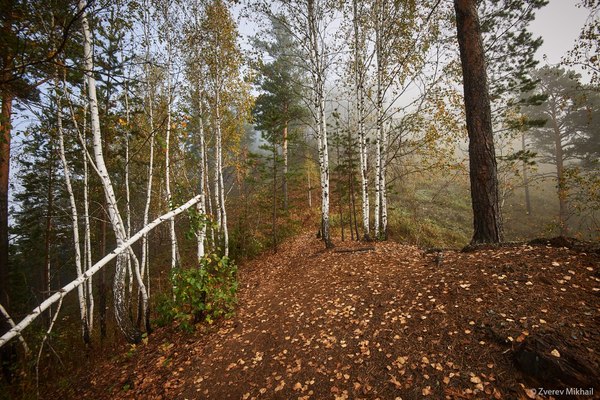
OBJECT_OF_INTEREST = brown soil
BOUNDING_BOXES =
[59,233,600,400]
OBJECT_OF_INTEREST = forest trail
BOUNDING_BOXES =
[68,233,600,400]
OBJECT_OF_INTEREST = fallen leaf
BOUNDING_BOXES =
[550,349,560,357]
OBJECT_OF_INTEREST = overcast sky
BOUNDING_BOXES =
[529,0,589,66]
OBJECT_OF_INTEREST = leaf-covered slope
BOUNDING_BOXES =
[66,233,600,400]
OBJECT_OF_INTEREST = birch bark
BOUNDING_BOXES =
[55,77,90,343]
[307,0,332,248]
[353,0,371,241]
[79,0,148,342]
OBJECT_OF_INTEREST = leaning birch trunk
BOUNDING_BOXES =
[55,77,90,343]
[307,0,332,248]
[79,0,147,343]
[196,98,207,262]
[0,303,29,354]
[0,195,202,349]
[353,0,370,241]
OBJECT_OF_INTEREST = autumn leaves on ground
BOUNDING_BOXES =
[59,233,600,400]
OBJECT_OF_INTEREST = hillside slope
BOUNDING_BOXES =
[63,233,600,400]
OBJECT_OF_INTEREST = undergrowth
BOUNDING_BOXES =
[156,254,238,332]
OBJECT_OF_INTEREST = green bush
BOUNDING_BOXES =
[156,254,238,331]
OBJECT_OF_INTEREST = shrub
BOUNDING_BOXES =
[156,254,238,331]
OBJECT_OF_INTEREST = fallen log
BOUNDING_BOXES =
[514,330,600,392]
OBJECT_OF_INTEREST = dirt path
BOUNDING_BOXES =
[71,233,600,400]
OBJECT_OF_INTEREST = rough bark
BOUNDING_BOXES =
[0,93,12,311]
[454,0,503,244]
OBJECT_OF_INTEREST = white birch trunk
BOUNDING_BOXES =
[79,0,148,342]
[81,96,94,332]
[381,123,388,238]
[124,81,133,299]
[204,137,214,249]
[282,121,288,211]
[165,39,179,269]
[55,78,90,343]
[374,0,384,239]
[215,91,229,257]
[196,97,207,262]
[353,0,370,241]
[307,0,332,248]
[141,1,155,300]
[0,303,29,354]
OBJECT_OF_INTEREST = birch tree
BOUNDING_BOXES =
[351,0,371,241]
[199,0,252,257]
[79,0,149,342]
[55,77,90,343]
[156,0,181,269]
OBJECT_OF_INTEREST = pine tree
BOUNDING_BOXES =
[454,0,503,244]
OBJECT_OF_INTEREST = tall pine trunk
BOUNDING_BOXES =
[454,0,503,244]
[0,93,12,311]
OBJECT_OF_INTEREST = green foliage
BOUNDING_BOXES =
[156,255,238,332]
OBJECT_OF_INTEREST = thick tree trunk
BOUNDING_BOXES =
[454,0,503,244]
[0,94,12,311]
